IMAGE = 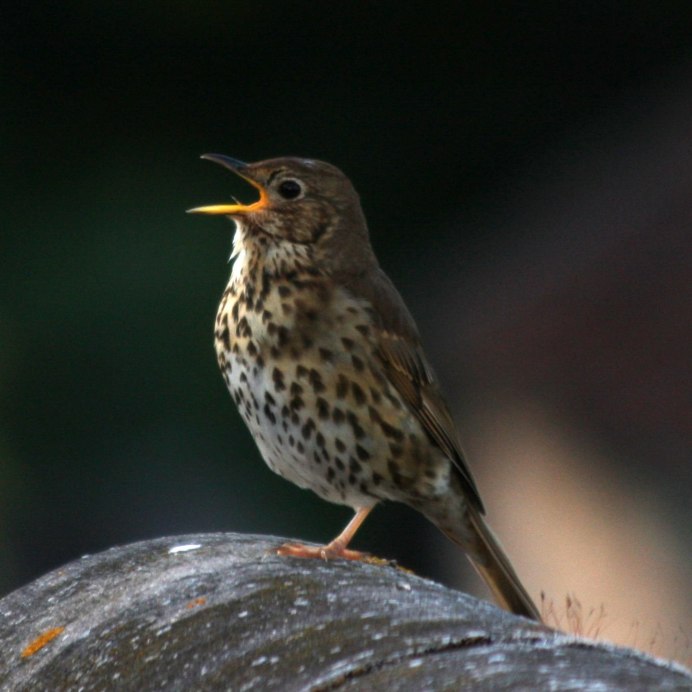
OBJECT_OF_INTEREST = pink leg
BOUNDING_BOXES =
[277,507,373,560]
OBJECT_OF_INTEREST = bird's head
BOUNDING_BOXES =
[189,155,374,273]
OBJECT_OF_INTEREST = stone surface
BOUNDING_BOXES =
[0,533,689,690]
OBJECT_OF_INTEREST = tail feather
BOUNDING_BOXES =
[415,485,542,621]
[464,508,541,621]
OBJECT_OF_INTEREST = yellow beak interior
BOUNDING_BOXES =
[188,176,268,216]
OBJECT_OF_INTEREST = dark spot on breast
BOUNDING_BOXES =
[290,396,304,411]
[355,445,370,461]
[387,459,404,484]
[388,443,403,458]
[355,324,370,337]
[334,457,345,471]
[290,382,303,396]
[217,305,226,326]
[318,348,333,362]
[326,467,335,481]
[309,369,325,393]
[265,391,275,406]
[372,472,383,486]
[351,355,365,372]
[277,326,290,346]
[236,316,252,338]
[231,302,240,323]
[380,420,404,441]
[316,432,326,448]
[296,441,305,454]
[217,326,230,350]
[369,365,387,386]
[341,337,354,351]
[351,382,366,406]
[272,367,286,391]
[261,271,271,299]
[385,392,403,410]
[316,397,329,419]
[296,364,309,379]
[278,285,292,298]
[367,405,381,423]
[349,457,362,473]
[262,310,273,323]
[263,404,276,424]
[332,407,345,424]
[302,419,316,439]
[336,375,349,399]
[347,412,365,439]
[247,341,258,357]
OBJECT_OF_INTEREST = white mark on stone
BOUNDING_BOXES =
[168,543,202,554]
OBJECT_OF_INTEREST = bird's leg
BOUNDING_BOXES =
[277,507,373,560]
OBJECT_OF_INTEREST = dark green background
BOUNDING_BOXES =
[2,2,690,637]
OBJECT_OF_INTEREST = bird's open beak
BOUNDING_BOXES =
[187,154,268,215]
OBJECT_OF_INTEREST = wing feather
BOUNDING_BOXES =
[342,267,484,512]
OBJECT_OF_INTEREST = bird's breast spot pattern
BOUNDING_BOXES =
[196,154,540,619]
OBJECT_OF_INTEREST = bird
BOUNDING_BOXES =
[189,154,541,621]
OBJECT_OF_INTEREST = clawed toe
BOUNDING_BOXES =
[276,541,370,561]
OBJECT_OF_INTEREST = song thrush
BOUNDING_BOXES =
[189,154,540,620]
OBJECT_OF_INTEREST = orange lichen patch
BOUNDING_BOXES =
[21,626,65,658]
[186,597,207,609]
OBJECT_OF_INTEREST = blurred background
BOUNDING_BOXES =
[2,2,690,663]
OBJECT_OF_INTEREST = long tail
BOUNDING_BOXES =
[463,507,541,621]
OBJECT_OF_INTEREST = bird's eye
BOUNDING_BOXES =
[277,179,303,200]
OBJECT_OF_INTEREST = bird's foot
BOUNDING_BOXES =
[276,540,370,561]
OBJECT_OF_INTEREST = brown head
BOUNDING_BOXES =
[189,155,377,275]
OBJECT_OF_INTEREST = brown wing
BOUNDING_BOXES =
[342,267,484,512]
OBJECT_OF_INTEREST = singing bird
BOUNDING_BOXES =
[189,154,540,620]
